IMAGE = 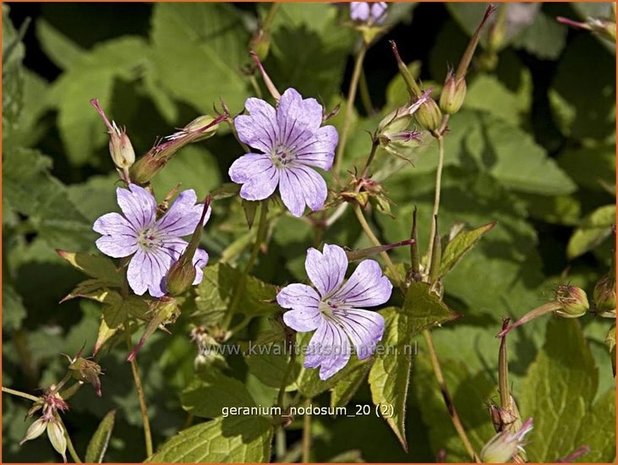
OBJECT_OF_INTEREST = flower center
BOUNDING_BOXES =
[319,299,348,321]
[137,227,162,250]
[271,144,295,168]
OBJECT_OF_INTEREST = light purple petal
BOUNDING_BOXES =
[277,88,323,138]
[127,248,173,297]
[295,125,338,170]
[157,189,210,237]
[371,2,388,23]
[279,166,328,217]
[234,98,278,153]
[278,283,322,332]
[192,248,209,285]
[95,235,137,258]
[350,2,370,21]
[116,184,157,231]
[304,244,348,297]
[93,212,137,237]
[304,320,351,380]
[336,309,384,360]
[332,259,393,307]
[229,153,280,201]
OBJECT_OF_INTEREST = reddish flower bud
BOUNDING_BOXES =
[69,357,103,397]
[555,284,589,318]
[593,274,616,317]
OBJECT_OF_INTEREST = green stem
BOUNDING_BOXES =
[261,2,280,30]
[125,330,153,458]
[57,416,83,463]
[353,205,394,269]
[498,319,511,409]
[301,398,312,463]
[222,199,270,330]
[334,44,368,176]
[360,138,380,180]
[426,136,445,274]
[359,69,374,115]
[423,330,480,462]
[276,348,296,410]
[1,386,39,402]
[58,382,83,401]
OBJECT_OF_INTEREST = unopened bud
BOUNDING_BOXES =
[250,29,271,61]
[439,73,467,114]
[480,418,533,463]
[555,285,589,318]
[90,99,135,173]
[415,97,442,133]
[593,274,616,317]
[166,115,219,143]
[69,357,103,397]
[20,418,47,445]
[46,420,67,463]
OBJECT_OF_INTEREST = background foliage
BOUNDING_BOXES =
[2,2,615,462]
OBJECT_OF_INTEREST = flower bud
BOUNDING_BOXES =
[69,357,103,397]
[46,420,67,463]
[20,418,47,445]
[480,418,533,463]
[439,73,467,115]
[555,285,589,318]
[415,97,442,133]
[593,274,616,318]
[166,257,197,297]
[129,154,166,185]
[90,99,135,173]
[250,29,271,61]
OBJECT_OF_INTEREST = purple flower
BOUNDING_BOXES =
[229,88,338,217]
[350,2,388,25]
[93,184,210,297]
[277,244,392,380]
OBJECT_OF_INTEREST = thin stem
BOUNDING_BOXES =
[58,381,83,401]
[426,136,445,273]
[261,2,280,30]
[301,398,312,463]
[125,330,153,458]
[498,318,510,409]
[422,330,480,463]
[334,44,368,176]
[276,348,296,410]
[1,386,39,402]
[222,199,269,330]
[359,69,374,115]
[275,429,287,461]
[353,205,394,268]
[58,416,83,463]
[360,138,380,180]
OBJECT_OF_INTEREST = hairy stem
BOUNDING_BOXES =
[222,199,270,330]
[58,416,83,463]
[125,331,153,458]
[353,205,394,269]
[334,44,368,176]
[423,330,480,462]
[1,386,39,402]
[302,398,312,463]
[426,135,445,273]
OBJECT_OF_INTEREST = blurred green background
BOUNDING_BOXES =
[2,2,615,462]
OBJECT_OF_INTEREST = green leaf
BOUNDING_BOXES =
[520,319,600,461]
[267,3,355,101]
[245,344,300,390]
[401,282,458,334]
[3,148,94,249]
[102,293,149,329]
[439,222,496,278]
[194,263,279,323]
[146,417,273,463]
[150,3,249,114]
[368,307,413,451]
[573,388,616,462]
[510,9,567,59]
[56,251,122,286]
[2,284,27,331]
[48,37,149,165]
[36,18,85,70]
[567,205,615,259]
[182,372,256,419]
[61,279,116,303]
[150,146,222,200]
[85,410,115,463]
[331,360,372,408]
[2,6,26,141]
[558,143,616,193]
[464,112,576,196]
